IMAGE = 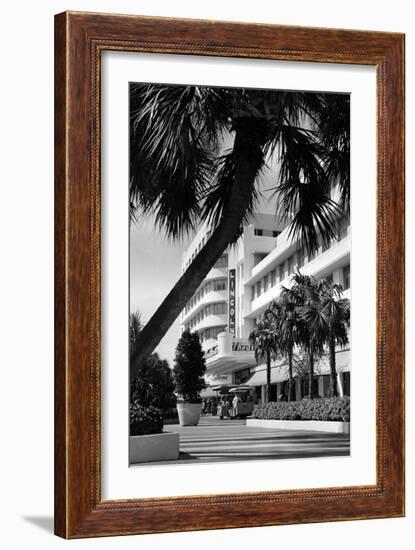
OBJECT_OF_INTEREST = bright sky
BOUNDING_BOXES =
[130,216,193,366]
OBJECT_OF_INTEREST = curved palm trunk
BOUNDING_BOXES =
[308,345,315,399]
[266,350,272,403]
[328,331,339,397]
[287,348,294,402]
[130,124,265,383]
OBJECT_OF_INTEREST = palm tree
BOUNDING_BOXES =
[129,311,142,348]
[280,272,326,399]
[267,297,304,402]
[129,311,142,375]
[129,84,349,379]
[249,318,279,403]
[302,280,350,397]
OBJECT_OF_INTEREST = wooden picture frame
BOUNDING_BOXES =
[54,11,405,538]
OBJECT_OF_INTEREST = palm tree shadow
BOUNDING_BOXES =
[22,516,54,533]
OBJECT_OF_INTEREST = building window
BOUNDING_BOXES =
[325,272,333,283]
[204,326,226,340]
[214,255,228,268]
[254,228,263,236]
[343,265,350,289]
[256,281,261,297]
[263,275,269,292]
[214,280,226,291]
[343,372,351,396]
[214,302,226,315]
[253,253,267,266]
[301,377,319,399]
[278,262,285,281]
[234,368,251,385]
[255,385,262,404]
[271,270,276,287]
[273,230,280,238]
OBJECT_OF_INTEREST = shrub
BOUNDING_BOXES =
[173,330,206,402]
[130,402,163,436]
[252,396,350,422]
[130,353,176,412]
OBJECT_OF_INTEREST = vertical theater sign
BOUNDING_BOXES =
[228,269,236,336]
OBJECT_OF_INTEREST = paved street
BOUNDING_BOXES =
[164,416,350,463]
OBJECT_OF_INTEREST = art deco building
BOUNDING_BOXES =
[180,210,351,404]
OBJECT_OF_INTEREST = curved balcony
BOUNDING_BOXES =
[192,314,227,333]
[203,267,228,282]
[181,290,227,324]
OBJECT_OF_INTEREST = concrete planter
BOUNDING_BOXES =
[247,418,350,434]
[129,432,180,464]
[176,402,202,426]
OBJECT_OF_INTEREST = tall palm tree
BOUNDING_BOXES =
[249,318,279,403]
[281,272,326,399]
[302,280,350,397]
[129,84,349,380]
[267,297,304,402]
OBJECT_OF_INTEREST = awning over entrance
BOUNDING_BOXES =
[245,366,289,387]
[245,349,350,387]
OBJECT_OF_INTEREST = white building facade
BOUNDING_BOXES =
[180,212,350,404]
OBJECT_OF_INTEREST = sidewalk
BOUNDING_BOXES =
[164,416,350,463]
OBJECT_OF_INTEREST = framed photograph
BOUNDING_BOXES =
[54,11,405,538]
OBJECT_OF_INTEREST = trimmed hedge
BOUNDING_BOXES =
[252,397,350,422]
[130,403,164,436]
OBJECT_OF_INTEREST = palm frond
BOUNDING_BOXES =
[129,83,232,238]
[316,94,350,212]
[273,123,340,253]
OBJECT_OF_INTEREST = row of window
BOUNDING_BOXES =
[320,215,349,253]
[185,302,227,330]
[254,228,281,237]
[198,326,226,343]
[184,278,227,314]
[252,217,350,301]
[183,226,280,272]
[252,263,350,303]
[182,229,215,271]
[252,252,300,300]
[322,266,350,289]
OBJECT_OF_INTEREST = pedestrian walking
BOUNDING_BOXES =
[232,394,241,418]
[217,397,229,420]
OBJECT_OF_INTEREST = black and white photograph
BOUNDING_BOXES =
[128,82,351,465]
[0,0,409,545]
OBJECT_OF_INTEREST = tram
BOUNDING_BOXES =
[212,384,255,419]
